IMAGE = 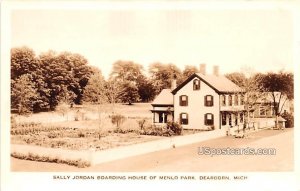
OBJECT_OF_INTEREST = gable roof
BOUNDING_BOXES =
[171,73,244,94]
[151,89,173,106]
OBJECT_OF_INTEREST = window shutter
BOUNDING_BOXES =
[186,96,188,106]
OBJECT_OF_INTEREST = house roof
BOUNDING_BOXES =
[151,89,173,106]
[171,73,244,94]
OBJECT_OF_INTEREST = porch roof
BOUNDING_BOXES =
[152,89,174,106]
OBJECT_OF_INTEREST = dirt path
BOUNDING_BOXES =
[11,128,293,172]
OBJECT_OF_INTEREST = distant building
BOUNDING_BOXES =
[253,92,292,118]
[151,65,245,130]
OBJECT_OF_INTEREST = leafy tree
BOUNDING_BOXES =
[149,63,182,95]
[105,79,121,113]
[118,81,140,105]
[11,47,40,80]
[136,75,156,102]
[82,72,107,104]
[82,72,108,139]
[180,65,199,84]
[11,74,38,115]
[259,71,294,128]
[225,71,266,124]
[110,60,144,82]
[38,51,93,110]
[225,72,246,88]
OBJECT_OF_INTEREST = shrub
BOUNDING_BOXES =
[47,132,58,139]
[281,112,294,128]
[11,152,91,168]
[78,131,85,138]
[137,118,147,130]
[166,121,182,135]
[111,114,126,128]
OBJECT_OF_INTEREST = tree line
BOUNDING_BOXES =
[11,47,200,114]
[11,46,294,120]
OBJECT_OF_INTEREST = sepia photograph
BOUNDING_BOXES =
[1,1,299,191]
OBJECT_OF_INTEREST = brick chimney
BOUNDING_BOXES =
[171,73,177,90]
[200,63,206,75]
[213,65,219,76]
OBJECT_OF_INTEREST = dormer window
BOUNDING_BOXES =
[193,79,200,90]
[179,95,188,106]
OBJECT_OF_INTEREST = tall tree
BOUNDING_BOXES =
[82,72,108,140]
[225,71,266,124]
[149,62,182,95]
[259,71,294,128]
[118,81,140,105]
[110,60,144,82]
[180,65,199,84]
[11,74,38,115]
[136,75,156,102]
[11,47,40,80]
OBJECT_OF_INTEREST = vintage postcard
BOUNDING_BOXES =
[1,1,299,191]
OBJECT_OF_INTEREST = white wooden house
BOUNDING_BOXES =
[151,66,245,130]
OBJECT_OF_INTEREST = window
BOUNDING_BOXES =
[158,113,167,123]
[180,113,188,125]
[240,95,244,105]
[205,95,214,107]
[229,114,232,126]
[228,95,232,106]
[222,114,226,125]
[193,79,200,90]
[205,113,214,125]
[179,95,188,106]
[235,114,238,125]
[221,95,226,106]
[259,106,266,116]
[233,95,238,105]
[240,113,243,123]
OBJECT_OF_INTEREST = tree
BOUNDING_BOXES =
[110,60,144,82]
[118,81,140,105]
[11,74,38,115]
[149,63,182,95]
[38,51,93,110]
[105,79,121,113]
[136,75,156,102]
[259,71,294,128]
[180,65,199,84]
[225,71,266,125]
[82,72,108,140]
[11,47,40,80]
[11,47,48,112]
[82,72,107,104]
[225,72,246,88]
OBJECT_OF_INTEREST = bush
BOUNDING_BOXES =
[281,112,294,128]
[111,114,126,128]
[166,121,182,135]
[11,152,91,168]
[137,118,147,130]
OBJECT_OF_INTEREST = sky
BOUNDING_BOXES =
[11,8,293,79]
